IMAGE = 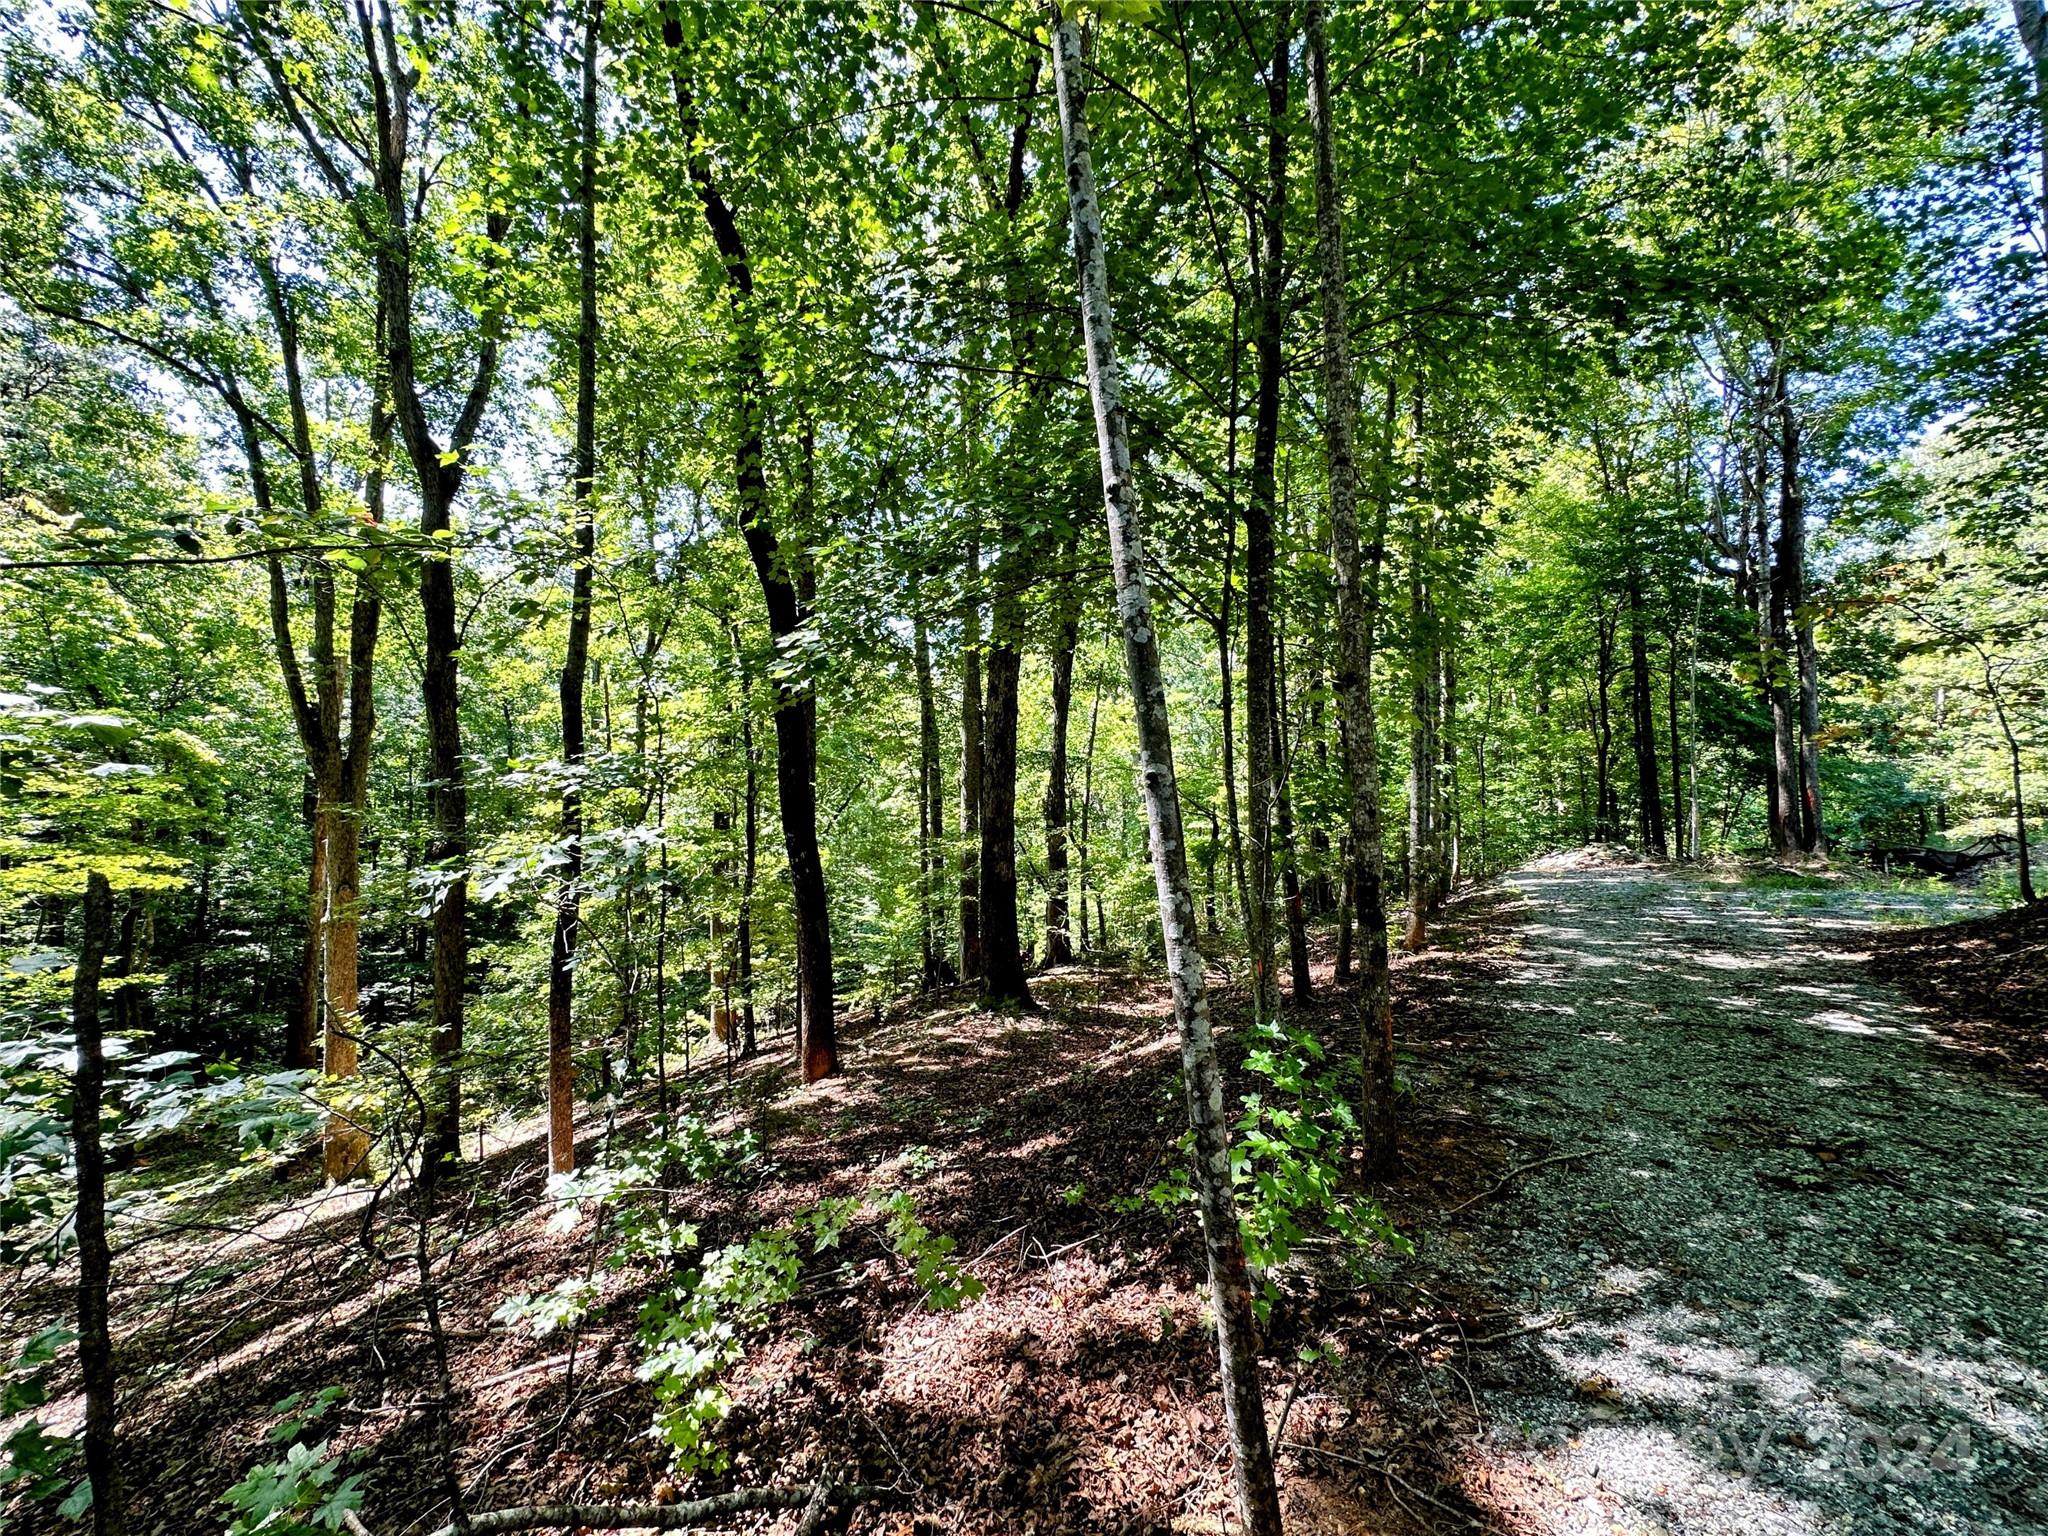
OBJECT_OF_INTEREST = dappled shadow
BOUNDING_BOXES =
[1441,867,2048,1535]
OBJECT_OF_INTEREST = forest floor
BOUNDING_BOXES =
[5,859,2044,1535]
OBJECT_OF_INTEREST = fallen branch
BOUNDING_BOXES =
[412,1483,886,1536]
[1444,1149,1590,1215]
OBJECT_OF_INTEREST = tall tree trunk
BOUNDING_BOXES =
[739,677,760,1055]
[979,577,1031,1005]
[548,0,601,1176]
[1243,8,1292,1024]
[1777,368,1823,852]
[1404,462,1435,951]
[959,531,984,983]
[914,606,947,987]
[1273,619,1312,1000]
[293,787,327,1072]
[1752,379,1798,855]
[1985,659,2039,904]
[1439,642,1460,897]
[1593,609,1618,843]
[1667,626,1686,861]
[1051,23,1283,1533]
[671,51,835,1078]
[1043,603,1079,966]
[1077,673,1102,953]
[1627,574,1667,857]
[71,871,123,1536]
[1309,0,1396,1173]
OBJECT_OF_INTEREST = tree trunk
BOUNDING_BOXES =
[1273,619,1312,1001]
[979,585,1031,1005]
[1986,661,2039,904]
[1051,22,1283,1533]
[1667,624,1686,860]
[1404,467,1435,950]
[1627,574,1667,858]
[1308,0,1396,1174]
[914,606,947,988]
[548,0,601,1176]
[671,53,835,1078]
[1243,9,1291,1025]
[960,532,984,983]
[71,870,124,1536]
[1078,674,1102,954]
[1438,640,1460,900]
[1777,368,1823,852]
[1043,605,1079,966]
[292,788,327,1072]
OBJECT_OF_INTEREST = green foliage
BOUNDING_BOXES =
[219,1439,364,1536]
[1139,1020,1410,1323]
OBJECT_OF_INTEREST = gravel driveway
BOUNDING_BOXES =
[1445,860,2048,1535]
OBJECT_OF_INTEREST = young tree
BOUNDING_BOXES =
[1049,13,1283,1533]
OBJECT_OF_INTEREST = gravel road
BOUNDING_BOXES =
[1444,860,2048,1536]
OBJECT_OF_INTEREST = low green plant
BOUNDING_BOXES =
[1129,1020,1410,1322]
[219,1389,360,1534]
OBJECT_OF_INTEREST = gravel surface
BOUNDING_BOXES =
[1443,860,2048,1535]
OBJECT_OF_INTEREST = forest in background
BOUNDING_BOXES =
[1,0,2045,1532]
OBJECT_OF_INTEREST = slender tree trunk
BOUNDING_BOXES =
[1667,627,1686,861]
[71,871,123,1536]
[1404,466,1435,950]
[960,532,984,983]
[739,686,759,1055]
[671,54,835,1077]
[549,0,601,1175]
[1043,605,1079,966]
[1777,367,1823,852]
[1243,9,1292,1024]
[1051,23,1283,1533]
[1986,661,2039,904]
[293,790,327,1072]
[980,582,1031,1005]
[1078,674,1102,953]
[1309,0,1396,1173]
[1627,574,1666,858]
[914,607,946,987]
[1273,619,1312,1000]
[1438,640,1460,900]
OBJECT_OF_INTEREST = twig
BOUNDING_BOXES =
[1444,1150,1590,1215]
[418,1483,887,1536]
[1463,1311,1585,1347]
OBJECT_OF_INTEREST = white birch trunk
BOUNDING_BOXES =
[1049,15,1283,1532]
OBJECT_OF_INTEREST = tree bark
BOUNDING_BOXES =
[979,581,1031,1005]
[1308,0,1396,1174]
[913,605,948,988]
[1627,574,1667,857]
[72,872,124,1536]
[548,0,602,1176]
[1243,8,1292,1024]
[1273,619,1312,1000]
[1404,433,1436,950]
[669,47,834,1079]
[1050,21,1283,1533]
[959,532,984,983]
[1777,367,1823,852]
[1042,603,1079,966]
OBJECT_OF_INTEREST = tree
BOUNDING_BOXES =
[1049,13,1283,1533]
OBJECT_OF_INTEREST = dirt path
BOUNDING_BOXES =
[1443,861,2048,1535]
